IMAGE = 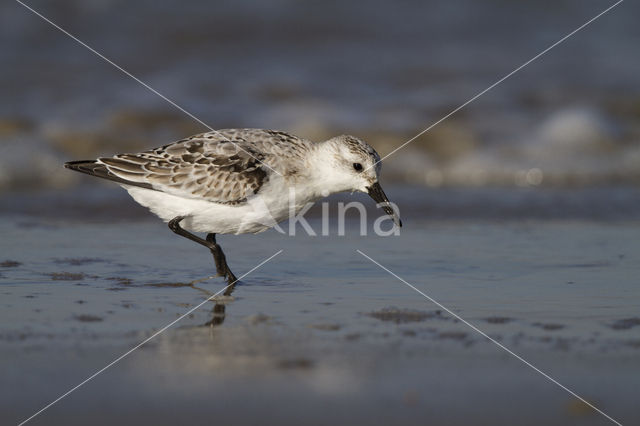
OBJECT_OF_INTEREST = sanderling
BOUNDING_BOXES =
[65,128,401,287]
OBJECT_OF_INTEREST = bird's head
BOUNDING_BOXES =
[314,135,402,227]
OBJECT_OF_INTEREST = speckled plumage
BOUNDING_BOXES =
[98,129,312,205]
[65,129,396,235]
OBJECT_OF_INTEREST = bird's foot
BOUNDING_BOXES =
[225,269,238,285]
[211,258,238,287]
[213,263,236,281]
[221,266,238,296]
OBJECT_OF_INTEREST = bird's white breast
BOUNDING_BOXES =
[123,175,320,235]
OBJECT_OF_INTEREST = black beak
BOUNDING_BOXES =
[367,182,402,227]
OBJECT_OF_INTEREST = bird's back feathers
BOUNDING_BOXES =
[65,129,313,205]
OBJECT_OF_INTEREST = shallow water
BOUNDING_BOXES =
[1,189,639,425]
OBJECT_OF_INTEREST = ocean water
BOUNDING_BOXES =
[2,0,640,190]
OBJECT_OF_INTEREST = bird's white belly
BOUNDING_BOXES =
[123,183,316,235]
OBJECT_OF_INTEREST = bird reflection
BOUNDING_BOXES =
[204,301,227,327]
[189,278,236,328]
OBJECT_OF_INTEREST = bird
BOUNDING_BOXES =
[65,128,401,290]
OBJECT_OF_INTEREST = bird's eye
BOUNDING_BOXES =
[353,163,363,172]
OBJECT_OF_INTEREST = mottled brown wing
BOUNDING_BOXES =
[215,129,311,163]
[98,135,268,205]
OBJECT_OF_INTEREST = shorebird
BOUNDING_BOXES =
[65,129,401,286]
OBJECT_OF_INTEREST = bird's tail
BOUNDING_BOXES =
[64,159,152,189]
[64,160,101,177]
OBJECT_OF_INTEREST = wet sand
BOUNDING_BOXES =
[1,191,639,425]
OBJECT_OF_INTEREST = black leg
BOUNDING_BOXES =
[204,233,226,276]
[206,233,238,294]
[168,216,238,288]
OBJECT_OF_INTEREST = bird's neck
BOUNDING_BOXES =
[300,140,351,200]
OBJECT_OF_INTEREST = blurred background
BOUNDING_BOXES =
[2,0,639,220]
